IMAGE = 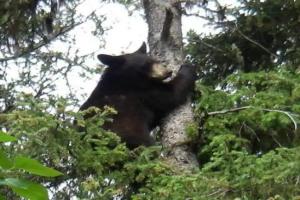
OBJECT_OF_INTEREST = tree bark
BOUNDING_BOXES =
[142,0,198,171]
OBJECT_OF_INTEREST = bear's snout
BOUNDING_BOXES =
[150,63,173,80]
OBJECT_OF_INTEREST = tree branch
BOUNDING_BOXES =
[182,10,213,21]
[208,106,298,131]
[0,21,84,62]
[197,39,226,53]
[234,24,278,59]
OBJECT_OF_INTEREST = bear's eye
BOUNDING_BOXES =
[141,60,155,70]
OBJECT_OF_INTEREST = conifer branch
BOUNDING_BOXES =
[208,106,298,131]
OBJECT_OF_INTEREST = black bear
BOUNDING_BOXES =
[80,43,196,149]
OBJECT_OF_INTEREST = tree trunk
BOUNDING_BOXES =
[142,0,198,171]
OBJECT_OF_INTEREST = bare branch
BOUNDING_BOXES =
[0,5,98,63]
[261,108,298,131]
[208,106,298,131]
[186,36,227,54]
[182,10,213,20]
[234,24,278,59]
[198,39,226,53]
[0,21,83,63]
[208,105,252,115]
[242,122,260,142]
[271,134,282,147]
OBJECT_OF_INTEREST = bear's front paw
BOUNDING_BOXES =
[179,64,197,78]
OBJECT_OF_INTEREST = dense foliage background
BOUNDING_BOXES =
[1,0,300,199]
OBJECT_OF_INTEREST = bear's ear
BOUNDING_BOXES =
[134,42,147,54]
[97,54,125,66]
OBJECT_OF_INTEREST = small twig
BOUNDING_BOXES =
[187,37,227,53]
[296,176,300,185]
[207,189,224,197]
[201,40,226,53]
[238,122,244,137]
[271,134,282,147]
[0,21,83,62]
[208,106,298,131]
[234,24,278,59]
[208,106,252,115]
[0,7,98,63]
[182,11,213,21]
[243,122,260,142]
[207,188,231,197]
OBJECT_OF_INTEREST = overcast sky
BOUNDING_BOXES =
[55,0,237,100]
[74,0,237,54]
[62,1,204,98]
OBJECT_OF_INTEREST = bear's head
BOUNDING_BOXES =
[97,43,172,83]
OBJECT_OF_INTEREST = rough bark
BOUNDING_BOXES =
[142,0,199,171]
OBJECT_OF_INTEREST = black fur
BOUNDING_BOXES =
[80,43,196,149]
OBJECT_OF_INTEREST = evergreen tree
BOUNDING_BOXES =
[1,0,300,199]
